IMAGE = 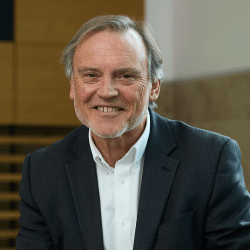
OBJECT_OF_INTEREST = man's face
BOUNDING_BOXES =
[70,29,160,138]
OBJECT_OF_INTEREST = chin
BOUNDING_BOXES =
[90,124,129,139]
[89,123,131,138]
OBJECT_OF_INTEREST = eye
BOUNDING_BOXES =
[87,73,96,77]
[122,74,133,79]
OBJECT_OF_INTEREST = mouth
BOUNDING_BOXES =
[94,107,123,112]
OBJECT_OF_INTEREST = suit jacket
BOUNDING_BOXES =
[16,109,250,249]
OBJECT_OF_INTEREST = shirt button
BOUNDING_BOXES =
[120,220,126,226]
[121,179,126,184]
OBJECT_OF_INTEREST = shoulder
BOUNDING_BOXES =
[28,125,89,165]
[153,109,239,154]
[166,118,230,145]
[150,109,230,145]
[149,109,239,157]
[22,125,89,190]
[164,118,240,163]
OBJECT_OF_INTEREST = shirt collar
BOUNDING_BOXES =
[89,110,151,170]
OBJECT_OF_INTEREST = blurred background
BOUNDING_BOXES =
[0,0,249,248]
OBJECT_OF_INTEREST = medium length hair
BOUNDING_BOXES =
[61,15,164,109]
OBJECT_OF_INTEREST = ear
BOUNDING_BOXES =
[69,78,75,100]
[149,79,161,102]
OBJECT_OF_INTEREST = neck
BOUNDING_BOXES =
[91,116,147,168]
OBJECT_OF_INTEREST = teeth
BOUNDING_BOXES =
[96,107,120,112]
[97,107,103,112]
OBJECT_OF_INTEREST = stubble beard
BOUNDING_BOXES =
[74,101,148,139]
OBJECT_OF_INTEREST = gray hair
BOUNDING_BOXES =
[61,15,164,109]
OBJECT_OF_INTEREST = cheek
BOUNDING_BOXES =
[74,80,95,103]
[135,80,151,103]
[121,81,149,109]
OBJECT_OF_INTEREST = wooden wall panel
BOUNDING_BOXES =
[0,42,13,124]
[16,0,144,43]
[173,72,250,123]
[155,83,174,120]
[17,44,81,126]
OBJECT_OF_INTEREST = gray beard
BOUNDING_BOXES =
[74,102,148,139]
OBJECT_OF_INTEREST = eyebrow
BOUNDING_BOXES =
[77,67,100,75]
[77,67,141,76]
[115,68,141,76]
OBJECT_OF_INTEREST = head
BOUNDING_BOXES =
[61,15,163,139]
[61,15,164,109]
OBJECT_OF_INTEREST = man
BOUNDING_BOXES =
[16,15,250,249]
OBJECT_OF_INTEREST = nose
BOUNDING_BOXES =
[97,77,119,99]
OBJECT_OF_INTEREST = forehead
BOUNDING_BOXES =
[73,29,147,67]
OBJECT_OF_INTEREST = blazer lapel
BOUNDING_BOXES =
[134,110,179,250]
[65,128,104,250]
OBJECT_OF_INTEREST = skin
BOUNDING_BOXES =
[70,28,161,167]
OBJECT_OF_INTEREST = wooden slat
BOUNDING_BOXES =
[0,210,20,220]
[0,154,26,164]
[0,248,16,250]
[0,229,19,238]
[0,173,22,182]
[0,192,20,201]
[0,135,63,145]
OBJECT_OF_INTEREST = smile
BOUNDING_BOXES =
[95,107,123,112]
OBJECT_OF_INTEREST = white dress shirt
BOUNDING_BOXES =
[88,111,150,250]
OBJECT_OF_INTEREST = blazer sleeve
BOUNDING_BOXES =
[16,154,55,250]
[205,139,250,249]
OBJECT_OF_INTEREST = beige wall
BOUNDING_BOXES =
[146,0,250,81]
[157,71,250,191]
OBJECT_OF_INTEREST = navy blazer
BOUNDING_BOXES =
[16,109,250,249]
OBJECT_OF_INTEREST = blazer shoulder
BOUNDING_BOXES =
[148,110,237,157]
[29,125,88,165]
[165,118,232,148]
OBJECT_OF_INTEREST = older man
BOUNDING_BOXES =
[17,15,250,250]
